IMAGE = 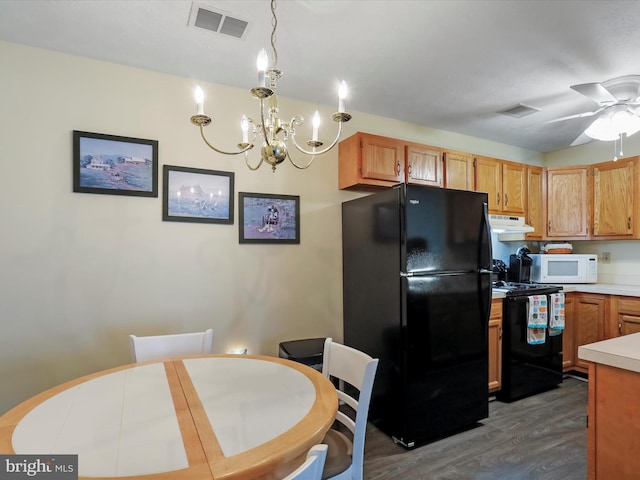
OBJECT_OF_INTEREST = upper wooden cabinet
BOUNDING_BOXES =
[443,150,473,190]
[546,157,639,240]
[525,166,544,240]
[405,143,443,187]
[474,156,526,215]
[592,158,637,239]
[338,132,405,190]
[545,166,590,239]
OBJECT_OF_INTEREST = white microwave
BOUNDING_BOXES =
[529,254,598,284]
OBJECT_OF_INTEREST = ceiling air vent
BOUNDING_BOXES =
[189,2,249,39]
[498,103,541,118]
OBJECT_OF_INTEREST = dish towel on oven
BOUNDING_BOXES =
[527,294,548,345]
[549,292,565,336]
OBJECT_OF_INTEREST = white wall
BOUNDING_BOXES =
[0,40,545,414]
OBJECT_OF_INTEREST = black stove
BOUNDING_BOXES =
[492,281,561,296]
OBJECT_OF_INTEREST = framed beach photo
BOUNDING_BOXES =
[239,192,300,244]
[162,165,234,224]
[73,130,158,197]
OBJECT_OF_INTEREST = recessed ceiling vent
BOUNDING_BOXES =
[189,2,250,39]
[498,103,541,118]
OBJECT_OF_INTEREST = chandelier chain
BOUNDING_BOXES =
[270,0,278,68]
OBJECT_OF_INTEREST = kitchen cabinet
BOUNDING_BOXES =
[338,132,405,190]
[405,143,443,187]
[609,295,640,337]
[443,150,473,190]
[488,299,502,393]
[525,165,544,240]
[572,293,609,373]
[545,166,590,239]
[562,292,575,372]
[474,156,526,215]
[585,361,640,480]
[592,157,637,239]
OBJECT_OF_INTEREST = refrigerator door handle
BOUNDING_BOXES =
[480,202,492,270]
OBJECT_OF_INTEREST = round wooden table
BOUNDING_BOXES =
[0,355,338,480]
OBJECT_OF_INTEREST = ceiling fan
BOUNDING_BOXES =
[552,75,640,147]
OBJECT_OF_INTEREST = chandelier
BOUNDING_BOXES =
[190,0,352,172]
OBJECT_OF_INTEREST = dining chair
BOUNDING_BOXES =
[320,338,379,480]
[282,444,328,480]
[128,328,213,363]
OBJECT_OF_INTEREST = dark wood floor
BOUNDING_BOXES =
[363,376,588,480]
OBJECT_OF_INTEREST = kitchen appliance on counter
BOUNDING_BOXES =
[492,259,508,282]
[492,281,563,402]
[342,184,492,448]
[530,253,598,283]
[508,246,532,283]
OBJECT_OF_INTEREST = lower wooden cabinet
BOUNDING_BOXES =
[571,293,609,374]
[488,299,502,393]
[587,362,640,479]
[610,295,640,337]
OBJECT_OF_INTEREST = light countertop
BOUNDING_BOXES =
[578,333,640,373]
[491,283,640,299]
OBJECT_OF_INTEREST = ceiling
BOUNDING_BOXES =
[2,0,640,153]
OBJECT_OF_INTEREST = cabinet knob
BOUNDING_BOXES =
[619,322,623,335]
[397,161,401,176]
[408,163,412,176]
[497,193,500,205]
[629,217,632,231]
[504,194,508,206]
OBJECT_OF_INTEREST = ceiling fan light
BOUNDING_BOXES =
[584,115,619,141]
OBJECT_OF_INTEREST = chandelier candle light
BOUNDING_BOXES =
[190,0,352,172]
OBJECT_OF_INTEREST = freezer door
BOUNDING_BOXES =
[393,271,491,445]
[403,185,491,274]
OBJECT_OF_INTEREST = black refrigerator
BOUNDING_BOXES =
[342,184,492,448]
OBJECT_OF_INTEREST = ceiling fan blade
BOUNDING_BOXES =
[571,82,617,104]
[547,108,604,123]
[570,131,593,147]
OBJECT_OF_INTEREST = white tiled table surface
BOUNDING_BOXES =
[3,356,334,479]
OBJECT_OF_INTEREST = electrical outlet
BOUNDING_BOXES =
[602,252,611,264]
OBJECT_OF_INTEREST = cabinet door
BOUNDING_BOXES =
[574,293,608,372]
[546,167,590,239]
[562,293,575,371]
[474,156,501,212]
[501,162,526,215]
[361,134,405,183]
[593,159,634,238]
[525,166,544,240]
[488,299,502,393]
[405,144,443,187]
[443,150,473,190]
[610,296,640,337]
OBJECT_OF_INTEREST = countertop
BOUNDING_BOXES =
[578,332,640,373]
[491,283,640,300]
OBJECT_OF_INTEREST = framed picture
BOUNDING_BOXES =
[73,130,158,197]
[239,192,300,244]
[162,165,234,224]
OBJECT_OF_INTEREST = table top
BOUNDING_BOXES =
[0,355,338,480]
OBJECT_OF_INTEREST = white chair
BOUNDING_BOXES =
[321,338,379,480]
[282,444,328,480]
[128,328,213,363]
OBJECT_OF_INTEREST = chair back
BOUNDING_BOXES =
[128,329,213,363]
[322,338,378,480]
[282,444,328,480]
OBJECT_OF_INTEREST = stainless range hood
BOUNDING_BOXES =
[489,214,534,240]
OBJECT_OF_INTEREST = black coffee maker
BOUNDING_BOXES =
[508,246,532,283]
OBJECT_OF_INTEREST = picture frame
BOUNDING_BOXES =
[162,165,234,224]
[73,130,158,197]
[239,192,300,244]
